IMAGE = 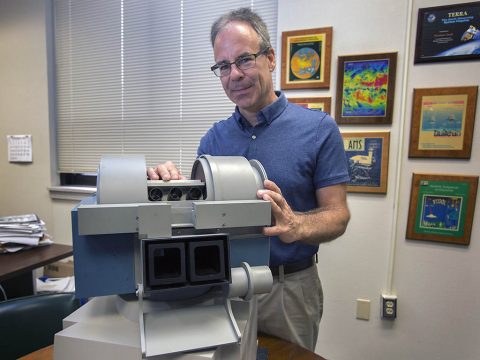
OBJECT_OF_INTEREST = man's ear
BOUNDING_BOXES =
[268,47,276,72]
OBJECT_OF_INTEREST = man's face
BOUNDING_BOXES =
[213,21,276,115]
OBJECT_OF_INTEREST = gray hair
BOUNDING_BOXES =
[210,7,272,50]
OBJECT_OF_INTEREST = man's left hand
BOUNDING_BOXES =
[257,179,299,243]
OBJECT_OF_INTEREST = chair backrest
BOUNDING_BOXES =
[0,292,80,360]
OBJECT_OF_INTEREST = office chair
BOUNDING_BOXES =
[0,292,80,360]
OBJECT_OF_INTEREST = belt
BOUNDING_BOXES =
[269,256,315,277]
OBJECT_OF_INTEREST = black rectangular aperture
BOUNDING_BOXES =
[147,242,185,286]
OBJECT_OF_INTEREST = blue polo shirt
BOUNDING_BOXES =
[198,91,350,266]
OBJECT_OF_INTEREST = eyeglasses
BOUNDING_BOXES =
[211,47,270,77]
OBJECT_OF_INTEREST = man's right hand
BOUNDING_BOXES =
[147,161,186,180]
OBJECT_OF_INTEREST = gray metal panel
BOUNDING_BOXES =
[193,200,271,229]
[143,302,239,357]
[170,203,195,226]
[77,204,139,235]
[78,203,173,238]
[138,203,172,238]
[55,295,257,360]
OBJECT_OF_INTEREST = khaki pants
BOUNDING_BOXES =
[257,264,323,351]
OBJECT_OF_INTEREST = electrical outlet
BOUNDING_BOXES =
[381,294,397,319]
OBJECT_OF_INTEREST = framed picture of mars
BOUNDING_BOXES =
[406,173,478,245]
[335,52,397,125]
[281,27,332,90]
[342,131,390,194]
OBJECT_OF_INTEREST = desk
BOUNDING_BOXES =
[19,335,327,360]
[0,244,73,299]
[258,333,327,359]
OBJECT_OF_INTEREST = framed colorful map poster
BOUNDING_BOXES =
[406,173,478,245]
[335,52,397,125]
[414,2,480,64]
[289,97,332,114]
[281,27,332,90]
[342,131,390,194]
[408,86,478,159]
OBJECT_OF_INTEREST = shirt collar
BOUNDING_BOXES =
[235,91,287,129]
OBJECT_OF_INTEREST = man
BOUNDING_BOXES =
[147,8,350,351]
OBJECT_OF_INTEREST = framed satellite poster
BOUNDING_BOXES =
[281,27,332,90]
[414,2,480,64]
[289,97,332,114]
[408,86,478,159]
[335,52,397,125]
[406,173,478,245]
[342,131,390,194]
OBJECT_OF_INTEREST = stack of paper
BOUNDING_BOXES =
[0,214,53,253]
[37,276,75,293]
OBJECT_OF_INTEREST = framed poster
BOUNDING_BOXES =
[281,27,332,90]
[335,52,397,125]
[408,86,478,159]
[414,2,480,64]
[406,173,478,245]
[342,131,390,194]
[289,97,332,114]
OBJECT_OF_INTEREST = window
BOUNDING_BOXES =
[54,0,277,182]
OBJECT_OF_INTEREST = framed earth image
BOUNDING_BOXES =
[335,52,397,125]
[281,27,332,90]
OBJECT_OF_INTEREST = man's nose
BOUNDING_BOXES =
[229,63,244,78]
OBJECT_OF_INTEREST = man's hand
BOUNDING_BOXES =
[147,161,186,180]
[257,179,300,243]
[257,180,350,245]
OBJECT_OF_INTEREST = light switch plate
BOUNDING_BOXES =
[356,298,370,320]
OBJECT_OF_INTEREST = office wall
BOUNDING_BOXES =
[394,0,480,358]
[0,0,59,239]
[0,0,479,359]
[0,0,74,246]
[278,0,480,359]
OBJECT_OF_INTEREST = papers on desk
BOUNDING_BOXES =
[0,213,53,253]
[36,276,75,293]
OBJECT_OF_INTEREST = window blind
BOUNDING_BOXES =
[54,0,277,177]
